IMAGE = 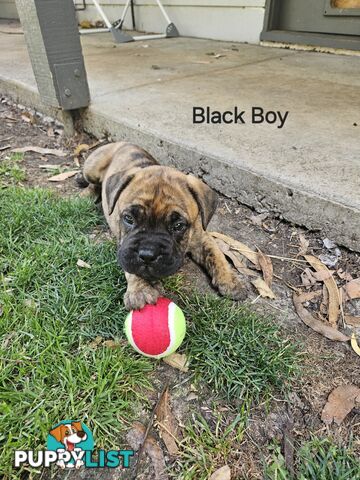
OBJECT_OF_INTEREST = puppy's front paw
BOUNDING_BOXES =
[124,285,160,311]
[215,273,248,302]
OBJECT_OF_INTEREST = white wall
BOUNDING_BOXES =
[0,0,266,44]
[75,0,266,44]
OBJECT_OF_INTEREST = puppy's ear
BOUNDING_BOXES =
[186,174,218,229]
[49,425,65,443]
[106,171,134,216]
[72,421,82,432]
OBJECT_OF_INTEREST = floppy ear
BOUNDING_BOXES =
[49,425,64,443]
[72,421,82,432]
[186,174,218,229]
[106,171,134,216]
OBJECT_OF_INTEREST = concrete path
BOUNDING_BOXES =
[1,24,359,251]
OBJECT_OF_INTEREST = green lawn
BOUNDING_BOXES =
[2,185,351,480]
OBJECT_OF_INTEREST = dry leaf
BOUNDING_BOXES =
[74,143,89,156]
[298,233,309,256]
[296,290,322,303]
[301,268,317,287]
[321,385,360,425]
[155,387,180,456]
[210,232,260,268]
[293,294,349,342]
[48,170,78,182]
[351,334,360,357]
[258,250,273,287]
[103,339,122,348]
[77,259,91,269]
[89,335,103,349]
[209,465,231,480]
[214,238,257,277]
[345,315,360,327]
[21,111,35,124]
[344,278,360,300]
[251,277,276,299]
[12,146,66,157]
[304,255,340,328]
[127,422,167,480]
[80,20,94,29]
[249,212,268,227]
[162,353,189,372]
[0,145,11,152]
[337,269,353,282]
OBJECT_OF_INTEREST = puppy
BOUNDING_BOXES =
[80,142,246,310]
[49,421,87,469]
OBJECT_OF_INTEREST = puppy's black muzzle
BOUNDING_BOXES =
[118,231,184,280]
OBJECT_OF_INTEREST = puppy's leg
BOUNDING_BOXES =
[191,232,247,301]
[124,273,160,310]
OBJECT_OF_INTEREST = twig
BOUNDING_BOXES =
[131,382,169,480]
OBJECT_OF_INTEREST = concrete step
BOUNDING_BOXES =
[1,28,359,251]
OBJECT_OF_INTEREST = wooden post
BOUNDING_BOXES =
[15,0,90,132]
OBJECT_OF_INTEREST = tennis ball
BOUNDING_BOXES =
[124,297,186,358]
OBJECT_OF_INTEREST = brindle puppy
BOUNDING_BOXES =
[80,142,246,310]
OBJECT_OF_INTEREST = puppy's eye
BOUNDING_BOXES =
[173,221,187,232]
[65,430,70,435]
[123,214,135,226]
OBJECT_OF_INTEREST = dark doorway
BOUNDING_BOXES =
[261,0,360,50]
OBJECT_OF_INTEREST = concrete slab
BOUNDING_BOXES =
[0,24,359,251]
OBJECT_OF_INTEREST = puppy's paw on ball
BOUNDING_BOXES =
[124,285,160,311]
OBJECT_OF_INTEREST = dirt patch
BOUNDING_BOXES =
[1,98,359,479]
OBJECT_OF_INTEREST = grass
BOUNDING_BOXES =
[0,187,153,479]
[171,407,248,480]
[180,294,300,402]
[0,185,301,479]
[266,437,360,480]
[0,153,26,184]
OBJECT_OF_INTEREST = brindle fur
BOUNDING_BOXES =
[81,142,246,310]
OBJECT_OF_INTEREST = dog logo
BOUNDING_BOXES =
[47,420,94,469]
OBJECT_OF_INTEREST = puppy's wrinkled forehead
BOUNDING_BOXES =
[120,168,198,221]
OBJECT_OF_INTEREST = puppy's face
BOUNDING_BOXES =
[105,166,217,281]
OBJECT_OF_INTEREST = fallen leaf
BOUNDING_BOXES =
[251,277,276,299]
[337,269,353,282]
[210,231,260,268]
[80,20,94,29]
[74,157,81,168]
[48,170,78,182]
[127,422,167,480]
[301,268,317,287]
[249,212,268,227]
[298,233,309,256]
[345,315,360,327]
[77,259,91,269]
[209,465,231,480]
[21,111,35,124]
[258,250,273,287]
[304,255,340,328]
[89,336,103,349]
[351,334,360,357]
[312,270,334,282]
[0,145,11,152]
[296,290,322,303]
[162,353,189,372]
[12,146,66,157]
[155,387,180,456]
[186,392,198,401]
[293,294,349,342]
[214,238,257,277]
[103,339,122,348]
[344,278,360,300]
[321,385,360,425]
[192,60,211,64]
[74,143,89,156]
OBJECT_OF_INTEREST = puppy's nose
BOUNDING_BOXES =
[77,430,86,438]
[138,247,157,263]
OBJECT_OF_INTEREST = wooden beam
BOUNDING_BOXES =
[15,0,90,111]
